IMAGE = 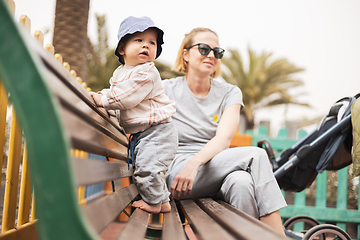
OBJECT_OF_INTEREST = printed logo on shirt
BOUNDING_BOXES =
[213,115,219,122]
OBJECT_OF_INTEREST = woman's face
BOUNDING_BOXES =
[183,31,220,77]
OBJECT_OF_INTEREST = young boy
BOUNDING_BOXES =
[90,16,178,213]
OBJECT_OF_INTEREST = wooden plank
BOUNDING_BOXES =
[293,191,306,232]
[73,157,132,186]
[315,171,327,208]
[59,97,127,147]
[199,199,288,240]
[31,55,129,159]
[2,112,22,232]
[71,138,127,161]
[115,208,150,240]
[180,199,236,240]
[42,69,127,147]
[59,100,128,159]
[162,200,187,240]
[280,205,360,223]
[336,167,348,230]
[0,82,8,176]
[83,184,138,234]
[17,145,32,226]
[31,40,128,145]
[337,167,348,210]
[0,220,39,240]
[32,38,125,136]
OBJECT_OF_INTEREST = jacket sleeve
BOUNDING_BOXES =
[101,67,154,110]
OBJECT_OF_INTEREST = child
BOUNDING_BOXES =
[90,16,178,213]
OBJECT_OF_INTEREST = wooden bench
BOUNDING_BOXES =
[0,2,289,240]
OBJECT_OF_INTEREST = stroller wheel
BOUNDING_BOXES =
[284,215,320,230]
[302,224,351,240]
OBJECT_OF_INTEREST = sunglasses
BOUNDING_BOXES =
[187,43,225,59]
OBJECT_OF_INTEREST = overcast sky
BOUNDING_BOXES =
[12,0,360,135]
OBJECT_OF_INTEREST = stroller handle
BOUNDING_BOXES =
[274,114,352,180]
[257,139,279,171]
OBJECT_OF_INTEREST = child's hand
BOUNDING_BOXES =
[89,92,103,107]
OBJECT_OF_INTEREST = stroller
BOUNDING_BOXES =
[258,94,359,240]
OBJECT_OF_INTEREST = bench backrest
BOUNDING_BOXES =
[0,2,138,239]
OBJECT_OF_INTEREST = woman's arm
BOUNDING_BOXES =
[170,104,241,199]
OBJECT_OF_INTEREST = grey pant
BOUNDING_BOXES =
[165,147,287,218]
[132,121,178,205]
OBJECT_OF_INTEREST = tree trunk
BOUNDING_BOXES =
[53,0,90,81]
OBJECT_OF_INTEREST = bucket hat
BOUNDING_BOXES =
[114,16,164,64]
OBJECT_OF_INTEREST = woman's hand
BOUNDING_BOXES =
[170,105,241,200]
[170,162,199,199]
[89,92,103,107]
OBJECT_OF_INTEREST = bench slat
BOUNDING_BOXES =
[162,200,187,240]
[38,51,128,142]
[38,63,128,159]
[180,199,236,240]
[115,208,150,240]
[198,199,288,240]
[60,100,128,158]
[218,200,288,235]
[36,46,125,135]
[83,184,138,234]
[73,158,132,186]
[71,138,127,160]
[60,97,128,147]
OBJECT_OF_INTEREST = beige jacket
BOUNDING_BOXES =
[352,96,360,176]
[100,62,176,134]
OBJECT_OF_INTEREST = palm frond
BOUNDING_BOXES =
[221,48,309,129]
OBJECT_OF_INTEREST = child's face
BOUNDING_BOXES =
[119,28,158,66]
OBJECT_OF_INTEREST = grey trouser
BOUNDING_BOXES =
[132,121,178,205]
[165,147,287,218]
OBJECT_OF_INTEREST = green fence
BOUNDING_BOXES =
[246,126,360,239]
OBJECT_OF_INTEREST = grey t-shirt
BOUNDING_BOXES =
[163,76,244,153]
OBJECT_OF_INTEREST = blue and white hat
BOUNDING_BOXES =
[114,16,164,64]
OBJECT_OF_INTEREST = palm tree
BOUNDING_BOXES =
[221,48,309,130]
[53,0,90,81]
[87,14,120,91]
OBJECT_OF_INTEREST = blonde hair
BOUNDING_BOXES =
[173,28,221,78]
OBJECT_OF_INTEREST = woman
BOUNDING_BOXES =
[163,28,287,234]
